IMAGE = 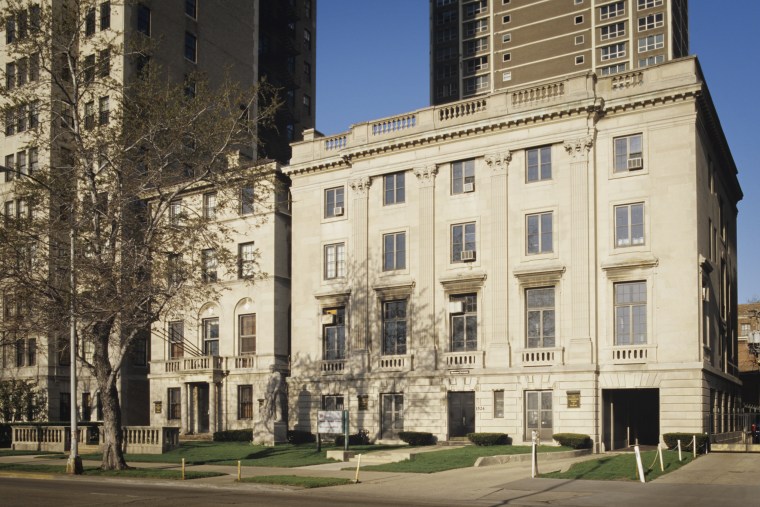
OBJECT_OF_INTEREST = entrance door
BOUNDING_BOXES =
[197,384,210,433]
[381,394,404,439]
[448,392,475,438]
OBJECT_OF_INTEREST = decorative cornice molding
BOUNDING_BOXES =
[484,151,512,173]
[348,176,372,195]
[414,165,438,186]
[563,136,594,160]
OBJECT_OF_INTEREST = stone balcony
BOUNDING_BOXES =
[519,347,565,367]
[150,354,283,378]
[374,354,414,373]
[441,350,485,370]
[609,344,657,364]
[320,359,347,375]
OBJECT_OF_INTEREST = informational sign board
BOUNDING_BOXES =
[567,391,581,408]
[317,410,344,434]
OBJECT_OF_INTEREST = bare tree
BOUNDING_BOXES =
[0,0,279,469]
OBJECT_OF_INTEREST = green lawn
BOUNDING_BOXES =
[0,462,224,479]
[78,442,401,468]
[239,475,353,488]
[360,445,572,474]
[0,450,61,457]
[541,450,695,481]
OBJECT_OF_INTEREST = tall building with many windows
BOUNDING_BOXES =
[286,55,741,449]
[431,0,688,104]
[1,0,313,430]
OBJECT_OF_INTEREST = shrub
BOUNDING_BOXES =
[0,424,10,448]
[398,431,436,446]
[287,430,316,444]
[213,429,253,442]
[663,433,709,454]
[552,433,592,449]
[466,432,510,446]
[334,432,370,446]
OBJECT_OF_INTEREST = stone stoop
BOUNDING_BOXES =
[437,439,472,447]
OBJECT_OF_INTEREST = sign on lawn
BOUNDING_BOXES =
[317,410,344,434]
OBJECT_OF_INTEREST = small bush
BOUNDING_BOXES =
[334,432,370,446]
[552,433,592,449]
[0,424,10,448]
[213,429,252,442]
[466,432,510,446]
[398,431,436,446]
[663,433,709,454]
[287,430,316,444]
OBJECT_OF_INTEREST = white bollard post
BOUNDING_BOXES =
[634,445,645,483]
[182,457,185,480]
[237,460,241,481]
[531,430,538,478]
[354,454,362,483]
[692,435,697,458]
[657,443,664,472]
[677,440,682,462]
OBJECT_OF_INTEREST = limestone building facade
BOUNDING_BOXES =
[286,57,741,449]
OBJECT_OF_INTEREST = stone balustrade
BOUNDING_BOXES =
[324,134,347,151]
[123,426,180,454]
[442,350,485,369]
[437,98,487,122]
[11,425,179,454]
[610,344,657,364]
[320,359,346,374]
[520,347,564,367]
[375,354,413,372]
[511,82,565,108]
[371,114,417,136]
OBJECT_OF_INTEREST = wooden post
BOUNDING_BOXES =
[353,454,362,483]
[237,460,241,481]
[657,443,664,472]
[677,440,682,461]
[634,445,645,483]
[181,458,185,480]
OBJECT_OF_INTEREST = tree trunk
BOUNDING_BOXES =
[99,378,128,470]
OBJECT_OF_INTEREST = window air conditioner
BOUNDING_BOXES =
[448,301,464,314]
[627,157,643,170]
[461,250,476,262]
[463,182,475,193]
[321,314,335,325]
[333,206,344,216]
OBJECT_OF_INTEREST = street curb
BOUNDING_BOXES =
[473,449,592,467]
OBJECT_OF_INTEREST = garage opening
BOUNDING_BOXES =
[602,388,659,450]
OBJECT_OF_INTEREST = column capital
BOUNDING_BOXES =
[349,176,372,195]
[563,136,594,160]
[414,165,438,187]
[485,151,512,173]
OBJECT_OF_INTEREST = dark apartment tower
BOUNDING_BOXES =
[257,0,316,164]
[430,0,689,105]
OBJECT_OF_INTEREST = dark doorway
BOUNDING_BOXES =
[192,384,210,434]
[381,393,404,439]
[448,391,475,438]
[602,388,659,450]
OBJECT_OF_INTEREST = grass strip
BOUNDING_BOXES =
[0,450,61,457]
[360,445,571,474]
[0,462,225,479]
[239,475,352,488]
[540,450,694,481]
[73,442,403,468]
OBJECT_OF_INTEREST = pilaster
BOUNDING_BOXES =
[414,165,438,370]
[348,176,371,371]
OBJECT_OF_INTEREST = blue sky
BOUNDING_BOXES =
[316,0,759,303]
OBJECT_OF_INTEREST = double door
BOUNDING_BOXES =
[448,392,475,438]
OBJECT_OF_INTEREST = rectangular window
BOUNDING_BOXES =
[85,7,96,36]
[525,391,552,440]
[450,294,477,351]
[240,186,254,215]
[29,53,39,81]
[4,155,14,181]
[464,37,488,56]
[201,249,217,283]
[638,12,664,31]
[16,104,27,132]
[384,172,405,205]
[100,2,111,30]
[98,49,110,77]
[600,1,625,19]
[16,151,26,176]
[324,187,344,218]
[168,388,181,420]
[638,54,664,68]
[27,338,36,366]
[58,337,70,365]
[465,0,487,17]
[131,336,147,366]
[169,199,182,225]
[137,4,151,35]
[614,281,647,345]
[451,159,475,194]
[637,0,663,9]
[5,109,15,136]
[614,203,645,247]
[203,192,216,220]
[238,242,255,279]
[239,314,256,355]
[601,42,626,60]
[638,33,664,53]
[98,96,109,125]
[303,28,311,50]
[168,321,184,359]
[614,134,643,172]
[60,393,70,421]
[383,300,407,355]
[28,148,38,174]
[323,308,346,360]
[494,390,504,418]
[741,323,751,336]
[323,394,344,410]
[600,22,626,40]
[82,392,91,421]
[6,17,15,44]
[238,385,253,419]
[526,146,551,182]
[600,63,628,75]
[526,212,553,254]
[324,243,346,279]
[526,288,555,348]
[304,61,311,83]
[16,338,25,366]
[16,58,27,86]
[383,232,406,271]
[467,55,489,71]
[202,317,219,356]
[451,222,476,262]
[185,32,197,62]
[185,0,197,19]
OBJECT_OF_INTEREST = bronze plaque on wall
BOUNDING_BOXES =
[567,391,581,408]
[358,394,369,411]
